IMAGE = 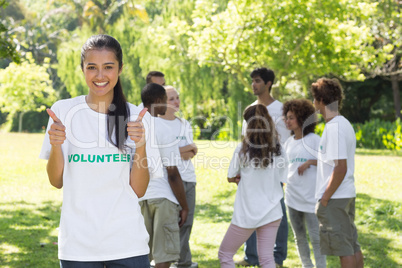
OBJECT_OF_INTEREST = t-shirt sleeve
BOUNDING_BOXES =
[154,122,181,167]
[241,119,247,137]
[142,112,163,179]
[227,145,241,178]
[302,134,320,160]
[184,119,194,144]
[278,148,288,183]
[158,139,181,167]
[283,136,291,154]
[323,123,348,161]
[311,134,321,159]
[270,103,291,145]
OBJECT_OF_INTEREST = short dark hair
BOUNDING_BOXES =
[283,99,317,136]
[310,78,344,111]
[141,83,166,107]
[146,71,165,84]
[250,68,275,91]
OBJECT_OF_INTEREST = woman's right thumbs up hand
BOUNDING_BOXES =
[46,108,66,146]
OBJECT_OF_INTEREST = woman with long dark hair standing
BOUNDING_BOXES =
[40,34,157,268]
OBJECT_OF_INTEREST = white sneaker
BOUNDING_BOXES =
[170,262,198,268]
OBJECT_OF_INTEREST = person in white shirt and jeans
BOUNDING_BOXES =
[283,99,326,268]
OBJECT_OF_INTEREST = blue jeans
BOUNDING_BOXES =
[244,197,288,266]
[60,255,150,268]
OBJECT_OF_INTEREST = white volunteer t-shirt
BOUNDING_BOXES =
[139,117,181,204]
[227,144,287,228]
[242,100,291,145]
[161,118,196,183]
[284,133,320,213]
[316,116,356,200]
[39,95,160,261]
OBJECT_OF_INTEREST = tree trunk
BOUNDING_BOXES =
[18,111,25,133]
[391,75,401,120]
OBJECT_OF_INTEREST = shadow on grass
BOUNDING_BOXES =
[193,192,402,267]
[355,193,402,268]
[195,187,236,224]
[355,148,402,157]
[0,200,61,267]
[287,194,401,268]
[195,202,233,224]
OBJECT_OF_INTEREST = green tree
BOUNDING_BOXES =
[0,54,56,132]
[81,0,148,33]
[57,29,89,98]
[56,3,150,103]
[188,0,386,97]
[130,0,252,139]
[0,0,21,64]
[365,0,402,120]
[52,0,398,138]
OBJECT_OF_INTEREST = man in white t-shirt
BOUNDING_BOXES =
[311,78,363,268]
[237,68,291,268]
[139,83,189,268]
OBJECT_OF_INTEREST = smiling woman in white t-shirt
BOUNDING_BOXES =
[218,104,287,268]
[283,99,326,268]
[40,35,158,268]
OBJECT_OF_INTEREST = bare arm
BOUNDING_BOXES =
[298,159,317,175]
[179,143,198,160]
[227,175,241,185]
[45,109,66,189]
[127,108,150,197]
[181,151,195,160]
[167,166,189,227]
[47,146,64,189]
[130,145,150,197]
[320,159,347,206]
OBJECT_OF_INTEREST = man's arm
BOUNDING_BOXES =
[298,159,317,175]
[227,175,241,185]
[179,144,198,160]
[320,159,347,206]
[166,166,189,227]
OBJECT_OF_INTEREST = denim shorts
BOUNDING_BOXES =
[60,255,150,268]
[315,198,361,256]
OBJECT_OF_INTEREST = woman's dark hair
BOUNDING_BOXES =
[241,104,281,168]
[310,78,344,111]
[283,99,317,136]
[81,34,129,151]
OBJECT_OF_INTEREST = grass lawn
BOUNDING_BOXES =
[0,133,401,267]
